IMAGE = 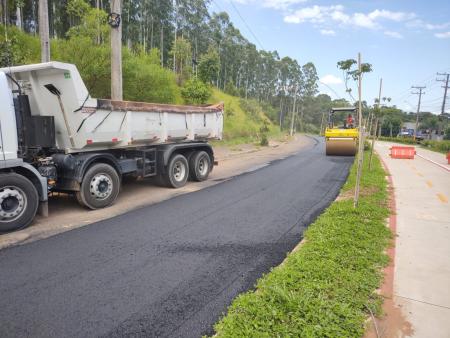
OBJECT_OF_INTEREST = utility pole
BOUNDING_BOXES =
[437,73,449,115]
[319,111,326,136]
[110,0,123,100]
[38,0,50,62]
[290,85,298,137]
[411,86,425,141]
[369,78,382,170]
[437,73,450,134]
[354,52,364,208]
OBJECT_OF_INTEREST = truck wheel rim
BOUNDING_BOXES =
[198,157,208,176]
[173,161,186,182]
[90,174,113,200]
[0,187,27,222]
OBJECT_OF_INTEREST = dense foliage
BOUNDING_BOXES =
[0,0,321,132]
[181,77,211,104]
[1,0,446,137]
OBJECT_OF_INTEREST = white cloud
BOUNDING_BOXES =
[384,30,403,39]
[407,19,450,30]
[232,0,307,10]
[284,5,340,24]
[284,5,415,31]
[320,29,336,36]
[353,12,378,29]
[262,0,308,10]
[368,9,415,22]
[320,74,343,85]
[434,31,450,39]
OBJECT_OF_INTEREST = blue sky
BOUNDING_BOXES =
[212,0,450,113]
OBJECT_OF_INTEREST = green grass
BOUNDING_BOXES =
[210,151,392,338]
[209,89,284,146]
[377,136,450,154]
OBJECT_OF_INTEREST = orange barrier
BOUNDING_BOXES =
[390,146,416,159]
[447,152,450,164]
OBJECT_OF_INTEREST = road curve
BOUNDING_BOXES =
[0,137,353,338]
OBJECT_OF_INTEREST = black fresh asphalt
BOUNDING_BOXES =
[0,137,353,338]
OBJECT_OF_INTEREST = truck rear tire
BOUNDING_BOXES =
[76,163,120,210]
[163,154,189,188]
[0,173,39,233]
[189,151,211,181]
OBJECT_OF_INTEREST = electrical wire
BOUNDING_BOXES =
[319,81,345,101]
[228,0,265,50]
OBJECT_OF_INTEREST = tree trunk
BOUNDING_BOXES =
[96,0,101,44]
[3,0,8,25]
[160,26,164,66]
[16,5,22,29]
[150,16,154,50]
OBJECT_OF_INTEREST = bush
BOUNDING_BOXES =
[53,36,111,98]
[181,77,211,104]
[53,37,180,103]
[377,136,450,154]
[123,49,181,104]
[260,134,269,146]
[421,140,450,153]
[239,98,263,122]
[0,26,40,67]
[444,127,450,140]
[224,82,239,96]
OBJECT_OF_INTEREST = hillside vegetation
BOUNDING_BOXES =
[0,0,325,137]
[210,89,282,145]
[0,25,278,145]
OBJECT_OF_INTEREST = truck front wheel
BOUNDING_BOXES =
[76,163,120,210]
[0,173,38,233]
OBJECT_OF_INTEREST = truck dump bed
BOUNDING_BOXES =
[1,62,223,153]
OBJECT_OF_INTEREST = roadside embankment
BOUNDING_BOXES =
[210,150,392,337]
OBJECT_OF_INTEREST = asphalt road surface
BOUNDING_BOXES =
[0,137,353,338]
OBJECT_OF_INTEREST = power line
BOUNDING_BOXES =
[228,0,265,50]
[319,81,345,100]
[210,0,224,12]
[391,68,450,102]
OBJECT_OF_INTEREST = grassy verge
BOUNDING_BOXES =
[376,136,450,154]
[210,151,392,337]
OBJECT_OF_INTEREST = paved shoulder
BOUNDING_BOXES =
[0,138,353,338]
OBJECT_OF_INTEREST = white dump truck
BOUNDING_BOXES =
[0,62,223,232]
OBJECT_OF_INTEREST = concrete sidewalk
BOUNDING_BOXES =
[375,142,450,338]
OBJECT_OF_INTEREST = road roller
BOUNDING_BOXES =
[325,107,359,156]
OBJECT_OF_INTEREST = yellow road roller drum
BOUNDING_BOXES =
[324,107,359,156]
[325,128,358,156]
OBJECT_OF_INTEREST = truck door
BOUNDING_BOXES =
[0,72,19,164]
